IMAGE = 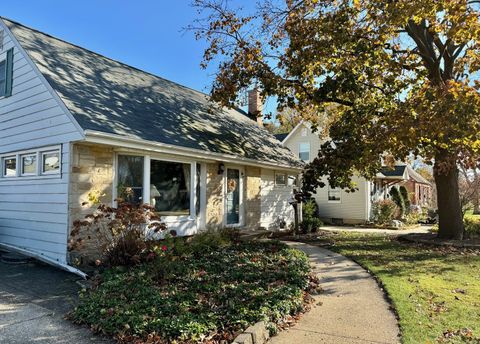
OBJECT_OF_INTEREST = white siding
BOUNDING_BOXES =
[260,169,295,229]
[0,144,71,263]
[282,123,369,223]
[0,22,83,263]
[312,175,369,223]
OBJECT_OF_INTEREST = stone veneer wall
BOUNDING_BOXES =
[205,163,224,229]
[205,163,262,230]
[68,143,114,262]
[244,166,261,229]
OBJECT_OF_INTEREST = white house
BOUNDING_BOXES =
[0,18,302,271]
[276,122,432,224]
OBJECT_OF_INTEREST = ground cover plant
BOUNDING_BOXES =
[71,233,317,343]
[296,232,480,344]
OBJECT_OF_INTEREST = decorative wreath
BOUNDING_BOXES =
[227,179,237,192]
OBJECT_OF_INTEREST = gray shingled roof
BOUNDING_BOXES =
[274,133,289,142]
[380,165,406,178]
[4,18,301,168]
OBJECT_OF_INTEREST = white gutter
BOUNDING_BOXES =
[83,130,303,172]
[0,243,87,279]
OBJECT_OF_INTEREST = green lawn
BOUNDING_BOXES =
[323,233,480,344]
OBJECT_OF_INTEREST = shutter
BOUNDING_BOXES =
[4,47,13,97]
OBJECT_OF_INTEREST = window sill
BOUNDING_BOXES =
[328,200,342,204]
[0,174,61,182]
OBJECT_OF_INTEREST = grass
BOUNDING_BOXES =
[322,232,480,344]
[70,239,315,343]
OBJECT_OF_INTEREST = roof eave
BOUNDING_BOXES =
[82,130,304,172]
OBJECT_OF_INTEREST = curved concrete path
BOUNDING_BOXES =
[270,242,400,344]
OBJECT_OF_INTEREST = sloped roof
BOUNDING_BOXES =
[3,18,301,168]
[274,133,289,142]
[406,166,431,185]
[380,165,407,178]
[379,165,432,186]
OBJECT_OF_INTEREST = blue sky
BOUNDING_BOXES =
[3,1,213,92]
[3,1,279,118]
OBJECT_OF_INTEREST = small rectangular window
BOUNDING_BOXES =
[328,186,341,202]
[42,151,60,174]
[275,173,287,186]
[3,156,16,177]
[299,142,310,161]
[21,154,37,175]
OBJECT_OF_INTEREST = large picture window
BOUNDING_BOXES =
[150,160,191,216]
[117,155,144,204]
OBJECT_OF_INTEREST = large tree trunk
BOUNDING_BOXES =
[434,153,464,240]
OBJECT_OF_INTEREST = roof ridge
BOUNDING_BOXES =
[0,16,218,102]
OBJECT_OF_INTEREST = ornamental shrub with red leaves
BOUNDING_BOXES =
[69,201,166,267]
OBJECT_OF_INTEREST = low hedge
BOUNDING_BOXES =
[71,239,315,343]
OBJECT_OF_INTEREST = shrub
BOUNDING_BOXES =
[71,241,316,343]
[302,198,318,219]
[404,211,421,225]
[371,200,398,225]
[159,228,237,257]
[300,217,323,233]
[389,186,406,218]
[69,202,166,266]
[399,186,411,211]
[464,216,480,239]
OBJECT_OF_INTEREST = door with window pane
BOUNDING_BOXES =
[225,168,241,225]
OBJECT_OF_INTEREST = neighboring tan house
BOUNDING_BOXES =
[276,122,432,224]
[0,18,301,271]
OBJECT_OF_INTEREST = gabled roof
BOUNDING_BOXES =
[274,133,289,142]
[405,166,431,185]
[379,165,432,186]
[3,18,301,169]
[379,165,407,178]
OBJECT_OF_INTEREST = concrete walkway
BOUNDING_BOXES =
[269,242,400,344]
[319,224,431,236]
[0,255,111,344]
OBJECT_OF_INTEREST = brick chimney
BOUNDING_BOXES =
[247,88,263,127]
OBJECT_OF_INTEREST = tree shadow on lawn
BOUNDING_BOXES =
[294,233,479,279]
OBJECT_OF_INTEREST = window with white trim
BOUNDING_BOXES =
[42,151,60,174]
[0,146,61,179]
[2,156,16,177]
[21,154,37,176]
[328,186,341,202]
[150,159,191,216]
[275,173,287,186]
[299,142,310,161]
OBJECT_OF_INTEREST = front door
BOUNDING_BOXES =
[225,167,243,226]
